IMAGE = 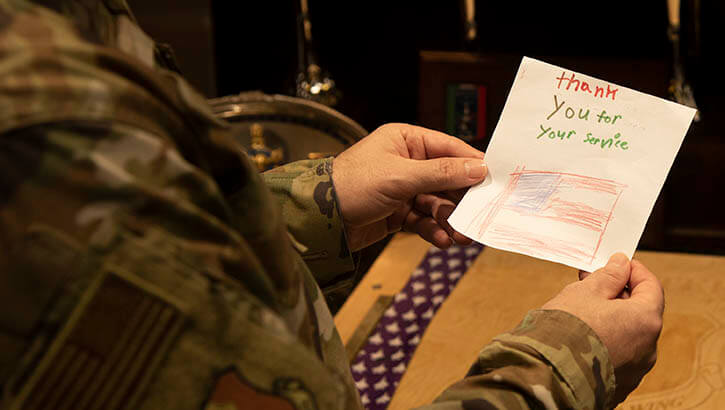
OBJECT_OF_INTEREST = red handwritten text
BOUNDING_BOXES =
[556,71,618,101]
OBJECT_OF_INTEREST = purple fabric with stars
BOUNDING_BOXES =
[350,243,484,409]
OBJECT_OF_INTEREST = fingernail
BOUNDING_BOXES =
[465,160,487,179]
[608,253,629,267]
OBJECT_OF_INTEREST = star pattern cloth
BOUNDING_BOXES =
[350,243,484,409]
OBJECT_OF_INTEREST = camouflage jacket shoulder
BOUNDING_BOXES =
[1,1,359,409]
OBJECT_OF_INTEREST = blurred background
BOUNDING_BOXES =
[128,0,725,256]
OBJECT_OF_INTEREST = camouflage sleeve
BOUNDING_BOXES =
[262,158,355,285]
[425,309,616,409]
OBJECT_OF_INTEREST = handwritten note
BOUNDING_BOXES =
[448,57,696,272]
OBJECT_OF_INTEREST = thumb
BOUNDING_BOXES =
[584,253,632,298]
[405,157,487,193]
[628,259,665,314]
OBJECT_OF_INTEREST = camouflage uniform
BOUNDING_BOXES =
[0,1,616,409]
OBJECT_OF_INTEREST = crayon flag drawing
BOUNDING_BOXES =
[467,167,626,266]
[449,57,696,271]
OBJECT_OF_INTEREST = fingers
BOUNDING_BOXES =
[413,194,456,236]
[399,124,485,160]
[402,157,488,194]
[403,209,454,249]
[628,259,665,314]
[401,194,474,248]
[583,253,632,299]
[442,188,468,204]
[581,258,636,299]
[410,194,473,246]
[580,269,630,298]
[451,231,473,246]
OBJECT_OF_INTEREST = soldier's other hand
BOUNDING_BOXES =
[332,123,486,251]
[542,253,664,405]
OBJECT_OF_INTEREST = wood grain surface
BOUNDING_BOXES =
[335,233,725,410]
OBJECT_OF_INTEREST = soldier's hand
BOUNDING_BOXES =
[542,253,664,405]
[332,123,486,251]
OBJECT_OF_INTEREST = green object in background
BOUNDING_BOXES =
[446,83,486,143]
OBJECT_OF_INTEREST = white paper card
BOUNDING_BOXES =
[448,57,696,271]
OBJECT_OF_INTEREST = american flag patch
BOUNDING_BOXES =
[9,269,186,410]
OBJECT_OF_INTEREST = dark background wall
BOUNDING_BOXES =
[212,1,675,130]
[129,0,217,96]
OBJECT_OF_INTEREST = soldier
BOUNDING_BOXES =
[0,1,663,409]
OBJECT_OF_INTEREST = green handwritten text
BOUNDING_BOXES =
[536,125,629,150]
[583,132,629,150]
[537,125,576,140]
[547,95,623,125]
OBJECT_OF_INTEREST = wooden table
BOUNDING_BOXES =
[335,233,725,410]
